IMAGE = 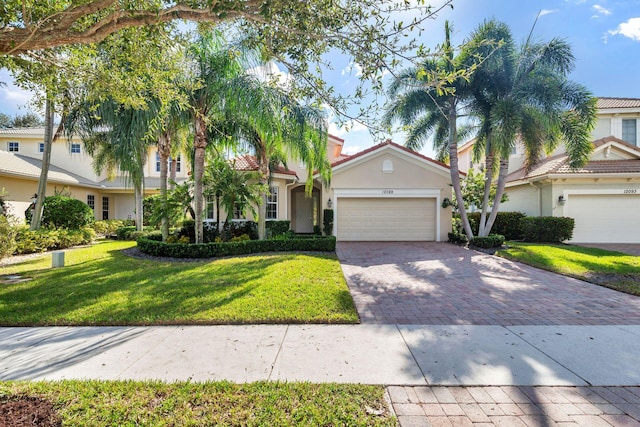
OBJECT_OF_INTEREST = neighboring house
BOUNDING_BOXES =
[0,127,189,221]
[458,97,640,243]
[0,128,455,241]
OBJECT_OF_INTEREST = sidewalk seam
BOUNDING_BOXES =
[503,325,592,386]
[396,324,429,385]
[115,326,179,379]
[268,324,289,381]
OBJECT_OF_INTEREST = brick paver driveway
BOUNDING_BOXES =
[337,241,640,325]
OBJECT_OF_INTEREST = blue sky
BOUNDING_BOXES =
[1,0,639,158]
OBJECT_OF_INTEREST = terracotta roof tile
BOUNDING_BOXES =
[230,154,297,176]
[597,97,640,109]
[506,136,640,182]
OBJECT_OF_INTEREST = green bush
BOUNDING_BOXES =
[522,217,575,243]
[13,227,95,255]
[460,211,527,240]
[265,220,291,237]
[41,195,94,229]
[116,226,155,241]
[323,209,334,236]
[92,220,127,236]
[137,235,337,258]
[448,231,468,244]
[0,216,17,260]
[470,234,505,249]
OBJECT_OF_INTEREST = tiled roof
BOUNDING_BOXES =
[0,151,96,186]
[331,140,454,172]
[506,136,640,182]
[230,154,298,176]
[0,127,47,135]
[596,97,640,109]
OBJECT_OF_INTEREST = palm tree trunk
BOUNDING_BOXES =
[158,132,171,241]
[478,151,495,237]
[193,114,207,244]
[30,97,55,230]
[447,101,474,240]
[483,158,509,236]
[134,180,143,231]
[169,158,177,189]
[257,156,269,240]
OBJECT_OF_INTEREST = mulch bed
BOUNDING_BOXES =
[0,397,60,427]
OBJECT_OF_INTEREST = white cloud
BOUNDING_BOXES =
[592,4,612,17]
[247,61,292,88]
[341,145,362,155]
[609,17,640,41]
[328,119,368,137]
[539,9,558,17]
[341,61,363,78]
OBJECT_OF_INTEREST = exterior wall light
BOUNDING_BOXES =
[558,195,565,204]
[327,198,333,209]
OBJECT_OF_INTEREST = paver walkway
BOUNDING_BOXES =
[578,243,640,256]
[337,241,640,325]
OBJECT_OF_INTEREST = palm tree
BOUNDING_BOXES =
[222,75,331,240]
[66,99,154,231]
[383,21,478,239]
[465,19,596,236]
[184,32,250,243]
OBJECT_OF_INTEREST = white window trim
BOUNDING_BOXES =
[7,141,19,152]
[70,143,81,154]
[266,186,278,220]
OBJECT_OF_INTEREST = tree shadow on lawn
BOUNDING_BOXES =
[0,252,348,326]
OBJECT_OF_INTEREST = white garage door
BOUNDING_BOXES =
[568,194,640,243]
[337,197,436,241]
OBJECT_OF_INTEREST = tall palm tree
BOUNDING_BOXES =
[466,19,596,236]
[66,99,154,231]
[383,21,478,239]
[184,32,251,243]
[222,75,331,240]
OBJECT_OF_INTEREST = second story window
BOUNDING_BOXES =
[7,141,19,152]
[622,119,637,146]
[38,142,45,153]
[172,154,182,173]
[155,152,161,172]
[70,143,81,154]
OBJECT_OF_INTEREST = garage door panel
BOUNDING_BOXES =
[337,198,435,241]
[568,194,640,243]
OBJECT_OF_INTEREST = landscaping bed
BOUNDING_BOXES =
[0,381,395,426]
[497,242,640,295]
[0,240,358,326]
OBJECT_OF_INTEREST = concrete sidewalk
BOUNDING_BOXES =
[2,324,640,386]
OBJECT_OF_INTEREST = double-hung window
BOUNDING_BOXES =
[266,186,278,220]
[622,119,637,146]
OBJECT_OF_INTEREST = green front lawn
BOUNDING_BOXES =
[0,240,358,325]
[0,380,395,426]
[497,242,640,295]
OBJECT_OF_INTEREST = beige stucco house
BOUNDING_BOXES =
[458,97,640,243]
[0,129,455,241]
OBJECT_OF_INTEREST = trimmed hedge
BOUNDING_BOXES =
[265,220,291,237]
[448,231,468,245]
[13,227,95,255]
[522,217,575,243]
[470,234,505,249]
[116,226,155,241]
[464,211,526,240]
[0,215,17,260]
[323,209,334,236]
[137,235,337,258]
[40,195,94,229]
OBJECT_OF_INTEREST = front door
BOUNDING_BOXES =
[295,191,314,233]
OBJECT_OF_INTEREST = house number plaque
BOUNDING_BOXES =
[382,190,394,195]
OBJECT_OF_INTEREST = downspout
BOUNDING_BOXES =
[285,177,299,226]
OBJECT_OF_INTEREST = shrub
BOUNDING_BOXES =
[41,196,94,229]
[137,235,337,258]
[265,220,290,237]
[0,215,17,260]
[92,220,127,236]
[470,234,505,249]
[13,227,94,254]
[448,231,468,245]
[116,226,155,241]
[522,217,575,243]
[323,209,334,236]
[460,211,527,240]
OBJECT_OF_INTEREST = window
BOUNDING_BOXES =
[87,195,95,211]
[205,195,215,220]
[622,119,637,146]
[102,197,109,220]
[156,153,182,173]
[173,154,182,173]
[7,142,19,152]
[70,143,81,154]
[266,186,278,220]
[38,142,45,153]
[155,152,161,172]
[233,202,245,220]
